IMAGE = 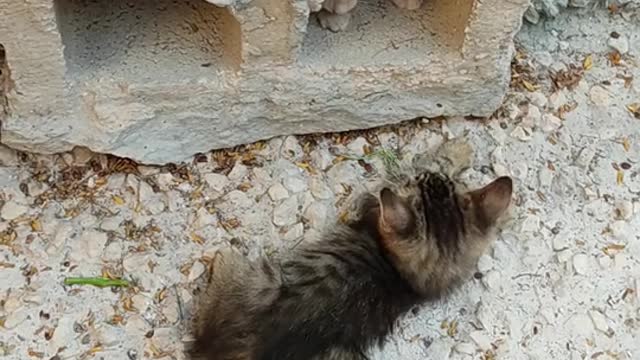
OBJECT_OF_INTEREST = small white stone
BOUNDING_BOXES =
[477,254,494,273]
[510,162,528,180]
[125,314,149,336]
[273,197,299,227]
[482,270,501,290]
[132,294,149,312]
[309,178,333,200]
[204,173,229,193]
[102,241,122,262]
[520,214,541,233]
[283,175,307,194]
[575,146,595,169]
[162,296,181,324]
[123,254,149,273]
[310,147,334,171]
[589,310,611,334]
[0,201,28,221]
[469,331,492,350]
[49,316,76,353]
[428,337,454,359]
[521,105,541,128]
[3,309,29,329]
[548,91,568,109]
[615,200,633,221]
[228,163,248,182]
[268,183,289,202]
[454,342,476,355]
[100,216,122,231]
[139,181,165,215]
[156,173,175,190]
[541,114,562,133]
[188,262,206,282]
[557,249,572,263]
[589,86,611,107]
[598,255,612,269]
[552,235,569,251]
[346,137,369,157]
[608,35,629,54]
[610,220,630,241]
[71,146,95,166]
[282,136,303,159]
[284,223,305,242]
[510,126,532,141]
[76,230,108,261]
[528,92,548,108]
[303,202,330,229]
[572,253,589,275]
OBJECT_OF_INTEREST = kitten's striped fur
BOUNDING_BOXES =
[190,167,512,360]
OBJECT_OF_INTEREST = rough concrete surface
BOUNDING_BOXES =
[1,6,640,360]
[0,0,527,164]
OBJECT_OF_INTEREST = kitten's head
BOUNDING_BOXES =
[374,172,512,297]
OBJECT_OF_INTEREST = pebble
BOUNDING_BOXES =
[552,235,569,251]
[615,200,633,221]
[310,147,334,171]
[188,261,206,282]
[228,163,248,182]
[346,137,369,157]
[574,146,595,169]
[572,253,589,275]
[303,201,330,229]
[0,201,28,220]
[556,249,572,263]
[309,178,333,200]
[454,342,476,355]
[608,34,629,54]
[283,223,305,242]
[522,105,541,128]
[268,183,289,201]
[528,92,548,109]
[569,313,594,337]
[124,315,149,336]
[548,90,568,110]
[427,337,454,359]
[610,220,630,241]
[71,146,95,166]
[71,230,108,261]
[588,310,612,334]
[520,214,541,233]
[540,114,562,133]
[282,136,303,160]
[100,216,122,231]
[477,254,494,273]
[4,308,29,329]
[139,181,165,215]
[481,270,501,290]
[598,255,612,269]
[589,86,611,107]
[273,196,299,227]
[102,241,123,262]
[204,173,229,193]
[469,331,492,350]
[156,173,175,191]
[283,175,307,193]
[49,316,76,353]
[510,126,532,141]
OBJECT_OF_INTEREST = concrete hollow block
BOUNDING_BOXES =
[0,0,529,164]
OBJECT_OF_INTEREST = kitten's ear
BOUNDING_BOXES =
[378,188,413,235]
[465,176,513,225]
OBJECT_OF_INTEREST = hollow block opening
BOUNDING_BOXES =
[300,0,474,67]
[0,44,11,115]
[54,0,242,85]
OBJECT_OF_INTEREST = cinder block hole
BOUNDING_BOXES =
[301,0,474,67]
[0,43,10,110]
[53,0,242,84]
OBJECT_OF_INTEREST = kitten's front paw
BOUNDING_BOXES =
[317,11,351,32]
[390,0,423,10]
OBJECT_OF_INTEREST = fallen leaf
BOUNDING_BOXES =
[626,103,640,119]
[112,195,125,205]
[622,137,631,152]
[616,170,624,185]
[608,51,622,66]
[603,243,625,256]
[583,54,593,70]
[521,80,538,92]
[190,232,205,245]
[30,219,42,232]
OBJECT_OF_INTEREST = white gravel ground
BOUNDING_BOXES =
[1,6,639,360]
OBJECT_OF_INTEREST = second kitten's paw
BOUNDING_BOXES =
[390,0,423,10]
[318,11,351,32]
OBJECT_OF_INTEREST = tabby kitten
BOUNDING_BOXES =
[189,171,513,360]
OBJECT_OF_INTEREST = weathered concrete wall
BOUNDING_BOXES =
[0,0,529,164]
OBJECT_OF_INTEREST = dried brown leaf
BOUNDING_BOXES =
[583,54,593,70]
